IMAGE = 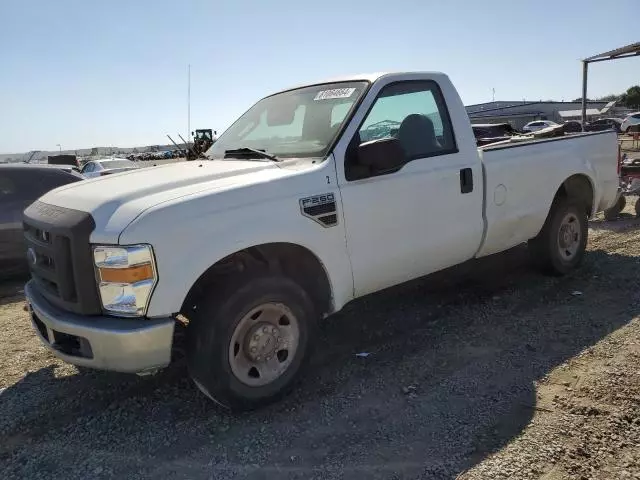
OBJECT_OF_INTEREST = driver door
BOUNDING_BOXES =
[337,79,484,297]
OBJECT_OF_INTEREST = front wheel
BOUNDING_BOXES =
[187,274,316,410]
[528,198,588,275]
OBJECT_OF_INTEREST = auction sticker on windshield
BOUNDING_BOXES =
[314,88,356,101]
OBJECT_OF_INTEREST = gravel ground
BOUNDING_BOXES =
[1,209,640,479]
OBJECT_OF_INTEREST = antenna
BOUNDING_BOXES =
[187,64,191,145]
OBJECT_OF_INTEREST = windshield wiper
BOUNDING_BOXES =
[224,147,280,162]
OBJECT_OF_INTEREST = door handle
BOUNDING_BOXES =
[460,168,473,194]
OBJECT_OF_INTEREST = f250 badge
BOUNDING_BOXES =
[299,193,338,228]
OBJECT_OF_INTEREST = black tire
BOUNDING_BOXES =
[604,195,626,221]
[635,198,640,218]
[528,198,588,275]
[187,274,316,410]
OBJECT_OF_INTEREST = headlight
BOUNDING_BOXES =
[93,244,157,317]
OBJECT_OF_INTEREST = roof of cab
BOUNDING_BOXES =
[273,72,386,94]
[271,71,446,96]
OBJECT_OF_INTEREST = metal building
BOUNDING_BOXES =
[466,100,611,130]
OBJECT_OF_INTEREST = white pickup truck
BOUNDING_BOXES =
[23,72,619,409]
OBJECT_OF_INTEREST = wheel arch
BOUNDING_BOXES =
[180,242,334,318]
[525,173,596,244]
[553,173,595,217]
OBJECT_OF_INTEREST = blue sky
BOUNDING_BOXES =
[1,0,638,153]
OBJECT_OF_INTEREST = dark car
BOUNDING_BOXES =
[48,154,80,168]
[472,123,517,146]
[0,164,83,277]
[585,118,623,133]
[562,120,583,133]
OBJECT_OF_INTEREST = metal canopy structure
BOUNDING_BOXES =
[581,42,640,127]
[584,42,640,63]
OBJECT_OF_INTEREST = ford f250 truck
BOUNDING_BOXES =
[23,72,619,409]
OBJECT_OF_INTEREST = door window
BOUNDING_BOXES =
[347,80,456,179]
[34,169,77,195]
[2,170,41,201]
[359,82,455,155]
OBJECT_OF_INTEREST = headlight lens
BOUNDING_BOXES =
[93,245,157,317]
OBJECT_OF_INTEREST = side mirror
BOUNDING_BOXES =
[357,138,405,174]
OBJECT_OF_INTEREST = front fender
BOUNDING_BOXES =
[120,193,354,318]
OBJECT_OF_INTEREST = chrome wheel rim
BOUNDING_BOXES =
[228,303,299,387]
[557,212,581,260]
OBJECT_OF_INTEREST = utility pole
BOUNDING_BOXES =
[56,144,61,153]
[492,88,495,102]
[581,61,588,130]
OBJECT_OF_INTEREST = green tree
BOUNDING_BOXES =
[621,86,640,109]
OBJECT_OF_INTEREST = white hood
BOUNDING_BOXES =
[40,160,297,243]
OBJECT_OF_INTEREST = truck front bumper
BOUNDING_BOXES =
[25,281,175,373]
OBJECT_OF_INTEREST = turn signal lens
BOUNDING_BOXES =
[98,264,154,283]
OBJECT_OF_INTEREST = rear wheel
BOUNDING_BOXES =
[187,274,316,410]
[529,198,588,275]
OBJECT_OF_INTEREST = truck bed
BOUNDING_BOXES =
[475,130,619,257]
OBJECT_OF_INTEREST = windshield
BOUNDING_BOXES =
[100,160,136,169]
[206,81,368,160]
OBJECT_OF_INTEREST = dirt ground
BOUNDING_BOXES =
[1,210,640,479]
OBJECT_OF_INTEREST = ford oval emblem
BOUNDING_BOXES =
[27,248,37,266]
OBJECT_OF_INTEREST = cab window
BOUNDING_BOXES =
[345,80,457,180]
